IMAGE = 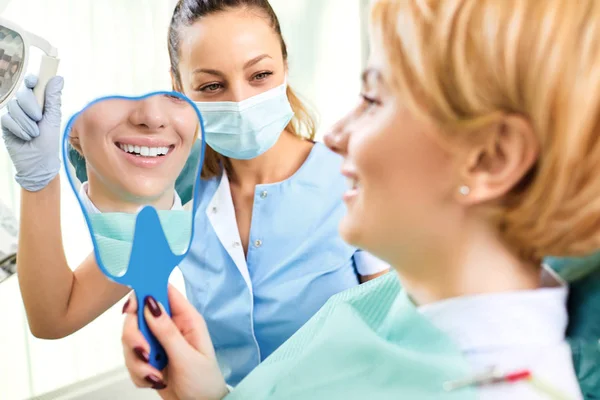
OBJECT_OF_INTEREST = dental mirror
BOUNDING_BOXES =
[0,17,59,109]
[62,92,205,370]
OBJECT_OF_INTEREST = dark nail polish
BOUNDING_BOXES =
[133,346,149,363]
[145,296,162,317]
[122,299,130,314]
[145,374,167,390]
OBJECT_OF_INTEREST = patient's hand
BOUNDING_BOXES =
[121,285,229,400]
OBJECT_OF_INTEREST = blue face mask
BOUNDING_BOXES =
[194,82,294,160]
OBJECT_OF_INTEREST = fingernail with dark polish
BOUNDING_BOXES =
[145,374,166,390]
[133,346,149,363]
[145,296,162,317]
[122,299,130,314]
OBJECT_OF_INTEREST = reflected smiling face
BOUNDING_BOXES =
[70,94,198,210]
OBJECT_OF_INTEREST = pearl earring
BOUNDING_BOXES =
[459,185,470,196]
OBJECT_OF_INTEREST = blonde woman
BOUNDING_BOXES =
[120,0,597,398]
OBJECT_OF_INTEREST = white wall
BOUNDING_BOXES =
[271,0,366,139]
[0,1,367,399]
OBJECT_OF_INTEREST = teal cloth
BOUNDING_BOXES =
[68,140,202,205]
[226,271,477,400]
[547,253,600,400]
[227,259,600,399]
[88,210,192,277]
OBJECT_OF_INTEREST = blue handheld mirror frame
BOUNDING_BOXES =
[61,91,206,370]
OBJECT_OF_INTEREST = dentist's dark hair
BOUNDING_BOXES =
[168,0,317,178]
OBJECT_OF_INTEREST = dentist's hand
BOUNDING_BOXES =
[1,75,64,192]
[122,286,229,400]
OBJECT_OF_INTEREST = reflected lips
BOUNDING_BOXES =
[116,141,175,168]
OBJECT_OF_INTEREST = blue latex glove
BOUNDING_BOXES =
[1,74,64,192]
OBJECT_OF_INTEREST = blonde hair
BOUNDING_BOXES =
[371,0,600,261]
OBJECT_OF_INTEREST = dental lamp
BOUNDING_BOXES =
[0,16,59,109]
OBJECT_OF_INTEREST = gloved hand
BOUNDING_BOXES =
[1,74,64,192]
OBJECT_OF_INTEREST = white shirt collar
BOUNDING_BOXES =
[206,171,253,292]
[78,181,183,215]
[417,265,569,352]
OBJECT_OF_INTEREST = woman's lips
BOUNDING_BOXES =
[342,169,360,203]
[115,142,175,168]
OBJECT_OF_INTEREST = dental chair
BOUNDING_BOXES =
[548,254,600,399]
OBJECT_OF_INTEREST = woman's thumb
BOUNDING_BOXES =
[143,296,192,357]
[167,285,216,357]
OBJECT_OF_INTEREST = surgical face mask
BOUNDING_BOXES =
[194,82,294,160]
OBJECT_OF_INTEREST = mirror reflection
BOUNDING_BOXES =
[66,94,201,277]
[0,25,24,100]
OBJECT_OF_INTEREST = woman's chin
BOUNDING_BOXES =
[339,215,365,248]
[117,184,170,205]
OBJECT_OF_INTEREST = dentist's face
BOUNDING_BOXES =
[176,8,286,102]
[71,95,198,203]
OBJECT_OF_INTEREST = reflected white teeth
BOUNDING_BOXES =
[346,177,359,190]
[119,143,170,157]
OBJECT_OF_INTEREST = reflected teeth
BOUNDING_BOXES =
[346,177,359,190]
[118,143,170,157]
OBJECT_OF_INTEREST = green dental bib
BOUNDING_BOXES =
[226,271,477,400]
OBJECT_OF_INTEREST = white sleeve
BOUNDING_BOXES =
[353,250,390,276]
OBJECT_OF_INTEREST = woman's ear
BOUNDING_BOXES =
[457,115,539,205]
[68,128,84,155]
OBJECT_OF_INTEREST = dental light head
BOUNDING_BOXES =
[0,17,59,110]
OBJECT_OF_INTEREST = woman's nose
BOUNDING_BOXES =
[129,97,169,131]
[324,120,350,156]
[229,84,253,103]
[228,75,269,102]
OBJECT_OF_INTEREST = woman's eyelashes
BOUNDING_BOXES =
[195,71,275,93]
[198,82,224,93]
[164,93,185,103]
[358,93,381,114]
[252,70,273,82]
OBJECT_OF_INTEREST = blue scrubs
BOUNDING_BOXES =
[179,142,389,386]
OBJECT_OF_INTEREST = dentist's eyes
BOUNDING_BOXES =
[252,71,273,81]
[198,83,224,93]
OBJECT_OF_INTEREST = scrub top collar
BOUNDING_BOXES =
[78,181,184,215]
[205,142,331,295]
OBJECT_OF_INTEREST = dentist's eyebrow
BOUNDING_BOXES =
[191,55,271,77]
[192,68,225,78]
[244,54,271,69]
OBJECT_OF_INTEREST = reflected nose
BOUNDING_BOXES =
[129,97,168,132]
[324,118,350,156]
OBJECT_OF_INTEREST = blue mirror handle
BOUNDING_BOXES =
[126,206,186,371]
[136,283,171,370]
